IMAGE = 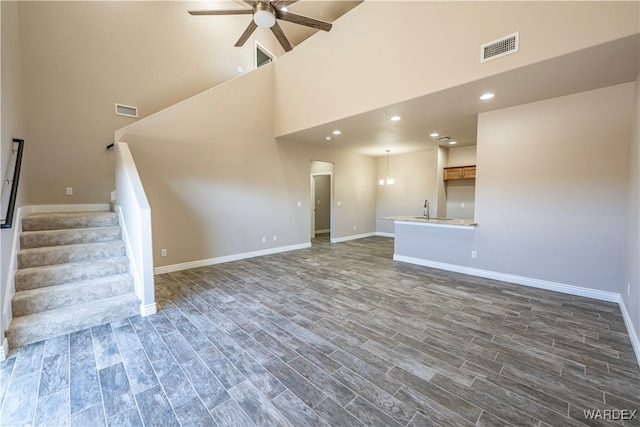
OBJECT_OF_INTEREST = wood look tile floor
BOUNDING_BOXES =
[1,235,639,426]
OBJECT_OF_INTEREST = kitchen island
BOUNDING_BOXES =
[382,216,477,269]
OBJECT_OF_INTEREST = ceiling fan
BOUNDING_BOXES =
[189,0,332,52]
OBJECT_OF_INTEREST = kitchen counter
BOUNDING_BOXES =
[382,215,477,229]
[383,216,478,268]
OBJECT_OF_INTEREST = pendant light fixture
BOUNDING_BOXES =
[379,149,395,187]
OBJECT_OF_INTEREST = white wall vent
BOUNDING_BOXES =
[115,103,138,118]
[481,32,519,63]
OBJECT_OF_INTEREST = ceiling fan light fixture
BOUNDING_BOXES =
[254,3,276,27]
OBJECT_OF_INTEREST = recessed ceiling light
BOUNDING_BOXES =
[390,116,401,121]
[449,141,457,145]
[480,93,495,100]
[325,136,332,141]
[332,130,341,135]
[430,133,439,138]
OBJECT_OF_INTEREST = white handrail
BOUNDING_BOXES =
[114,142,156,316]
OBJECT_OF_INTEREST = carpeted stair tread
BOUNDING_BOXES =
[12,274,134,317]
[6,293,140,348]
[22,211,118,231]
[8,210,144,350]
[18,240,126,268]
[15,256,130,291]
[20,226,122,249]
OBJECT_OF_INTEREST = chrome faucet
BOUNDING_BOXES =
[423,199,430,220]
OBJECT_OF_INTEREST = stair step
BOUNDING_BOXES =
[6,293,140,348]
[18,240,126,268]
[22,211,118,232]
[15,257,130,291]
[20,226,122,249]
[12,274,134,317]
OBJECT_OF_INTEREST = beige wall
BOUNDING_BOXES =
[274,1,639,137]
[625,73,640,339]
[474,82,634,291]
[117,64,376,267]
[447,145,477,167]
[376,150,437,234]
[17,1,280,205]
[1,2,25,190]
[445,146,477,219]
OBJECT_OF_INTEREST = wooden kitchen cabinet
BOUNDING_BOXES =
[443,165,476,181]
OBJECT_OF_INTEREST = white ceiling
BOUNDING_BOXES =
[271,0,363,46]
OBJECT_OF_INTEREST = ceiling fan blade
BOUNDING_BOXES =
[242,0,257,6]
[188,9,253,16]
[235,20,258,47]
[272,0,298,9]
[275,10,332,31]
[270,21,293,52]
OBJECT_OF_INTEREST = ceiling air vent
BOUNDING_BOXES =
[115,103,138,118]
[435,136,452,142]
[481,32,519,63]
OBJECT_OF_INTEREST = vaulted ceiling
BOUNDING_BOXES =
[195,2,638,157]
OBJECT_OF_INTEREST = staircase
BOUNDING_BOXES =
[6,211,140,348]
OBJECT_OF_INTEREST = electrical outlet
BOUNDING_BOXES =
[461,202,465,209]
[273,235,277,242]
[262,236,267,243]
[353,225,357,231]
[628,283,631,296]
[471,250,477,259]
[66,187,73,196]
[161,249,167,257]
[297,201,302,207]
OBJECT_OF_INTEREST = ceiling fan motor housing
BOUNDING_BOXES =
[188,0,332,52]
[254,2,276,28]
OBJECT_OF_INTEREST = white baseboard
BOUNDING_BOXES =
[154,243,311,275]
[618,298,640,367]
[331,232,376,243]
[376,231,394,238]
[393,255,620,302]
[140,302,157,317]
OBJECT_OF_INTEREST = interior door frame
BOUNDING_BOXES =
[310,172,333,240]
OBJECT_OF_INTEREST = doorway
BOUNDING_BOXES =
[310,160,334,242]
